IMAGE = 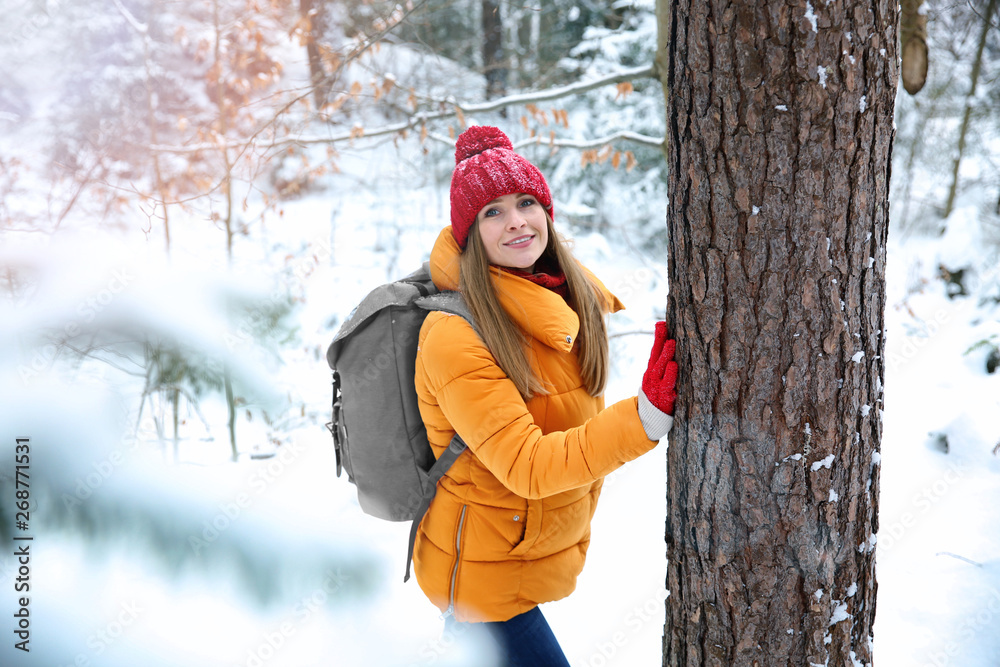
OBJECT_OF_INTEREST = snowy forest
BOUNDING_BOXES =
[1,0,999,665]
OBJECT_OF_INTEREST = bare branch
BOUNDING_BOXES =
[171,385,216,435]
[225,0,434,165]
[610,330,656,340]
[935,552,984,567]
[63,342,148,378]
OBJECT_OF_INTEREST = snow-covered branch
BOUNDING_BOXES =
[609,329,657,340]
[143,124,664,155]
[111,0,148,34]
[144,65,659,156]
[513,131,665,151]
[447,64,656,114]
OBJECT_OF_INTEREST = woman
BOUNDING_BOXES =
[413,126,677,666]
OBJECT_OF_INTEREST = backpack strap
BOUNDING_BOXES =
[403,433,467,582]
[415,291,476,333]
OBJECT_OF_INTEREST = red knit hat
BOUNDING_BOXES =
[449,126,553,249]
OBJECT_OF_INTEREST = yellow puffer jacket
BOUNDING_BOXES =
[412,227,658,623]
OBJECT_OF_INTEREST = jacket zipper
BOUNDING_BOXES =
[442,505,468,618]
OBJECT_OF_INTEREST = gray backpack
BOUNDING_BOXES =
[326,263,473,581]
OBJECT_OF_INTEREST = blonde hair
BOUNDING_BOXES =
[459,215,609,399]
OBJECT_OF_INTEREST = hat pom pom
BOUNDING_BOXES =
[455,126,513,164]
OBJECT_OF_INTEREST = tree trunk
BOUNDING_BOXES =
[942,0,998,220]
[654,0,670,158]
[301,0,331,109]
[225,368,238,461]
[663,1,897,665]
[113,0,171,253]
[899,0,927,95]
[213,0,235,260]
[481,0,506,101]
[171,386,180,462]
[528,7,540,81]
[213,0,239,462]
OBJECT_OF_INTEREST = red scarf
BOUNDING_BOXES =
[501,255,569,300]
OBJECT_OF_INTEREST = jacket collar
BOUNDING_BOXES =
[428,227,624,353]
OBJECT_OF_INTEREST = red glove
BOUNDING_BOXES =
[642,321,678,416]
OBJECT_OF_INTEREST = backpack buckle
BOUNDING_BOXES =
[330,371,344,477]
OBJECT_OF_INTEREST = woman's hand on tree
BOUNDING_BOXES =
[638,321,678,440]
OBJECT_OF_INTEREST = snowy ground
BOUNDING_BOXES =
[2,140,999,667]
[872,209,1000,667]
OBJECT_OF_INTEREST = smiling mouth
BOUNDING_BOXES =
[504,235,534,247]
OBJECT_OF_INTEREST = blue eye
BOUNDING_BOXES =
[519,198,535,207]
[484,208,499,218]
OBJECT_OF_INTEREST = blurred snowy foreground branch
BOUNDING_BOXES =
[0,238,409,666]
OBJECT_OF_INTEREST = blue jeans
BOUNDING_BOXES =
[445,607,571,667]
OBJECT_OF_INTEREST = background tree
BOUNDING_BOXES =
[481,0,506,100]
[900,0,928,95]
[891,0,1000,234]
[663,1,896,664]
[300,0,334,108]
[942,0,999,219]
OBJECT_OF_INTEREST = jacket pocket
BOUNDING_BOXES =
[507,499,542,557]
[511,509,527,548]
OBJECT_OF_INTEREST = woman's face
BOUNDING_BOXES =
[475,193,548,272]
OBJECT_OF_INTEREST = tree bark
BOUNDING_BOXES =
[663,1,897,665]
